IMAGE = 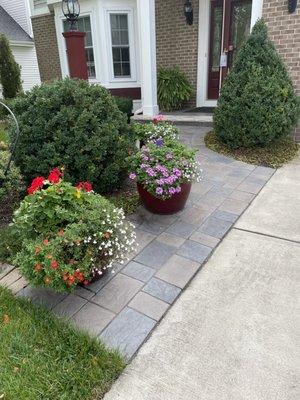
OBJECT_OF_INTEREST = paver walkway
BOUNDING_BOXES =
[0,125,274,359]
[103,154,300,400]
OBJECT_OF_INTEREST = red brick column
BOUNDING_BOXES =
[62,31,88,80]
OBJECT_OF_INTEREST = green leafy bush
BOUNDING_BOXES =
[10,78,135,193]
[0,34,22,99]
[214,20,300,149]
[157,67,193,111]
[13,168,136,292]
[0,148,24,203]
[114,96,133,122]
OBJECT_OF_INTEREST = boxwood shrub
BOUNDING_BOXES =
[214,20,299,149]
[9,78,135,193]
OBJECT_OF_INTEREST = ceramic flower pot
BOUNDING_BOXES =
[137,182,192,214]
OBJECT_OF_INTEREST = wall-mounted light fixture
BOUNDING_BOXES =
[184,1,193,25]
[288,0,297,13]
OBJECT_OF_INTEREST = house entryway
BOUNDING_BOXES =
[207,0,252,99]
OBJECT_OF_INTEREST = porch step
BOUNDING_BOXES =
[131,112,213,127]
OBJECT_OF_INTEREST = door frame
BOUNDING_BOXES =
[196,0,262,107]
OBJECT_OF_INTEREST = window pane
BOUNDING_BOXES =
[121,47,130,62]
[122,62,131,76]
[113,62,122,76]
[110,14,118,29]
[84,16,91,31]
[112,47,121,62]
[120,30,129,45]
[77,18,84,31]
[111,30,120,45]
[119,14,128,29]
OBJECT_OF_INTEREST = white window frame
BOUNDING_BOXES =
[105,8,137,83]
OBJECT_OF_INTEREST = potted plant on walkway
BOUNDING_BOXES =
[12,168,136,292]
[128,139,201,214]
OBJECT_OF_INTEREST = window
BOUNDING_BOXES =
[110,13,131,78]
[63,16,96,79]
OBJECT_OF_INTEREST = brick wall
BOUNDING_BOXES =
[262,0,300,140]
[155,0,199,107]
[31,14,62,82]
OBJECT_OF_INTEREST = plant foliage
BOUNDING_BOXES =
[0,34,22,99]
[114,96,133,122]
[157,67,192,111]
[214,19,300,149]
[9,78,135,193]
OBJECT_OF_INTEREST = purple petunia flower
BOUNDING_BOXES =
[146,168,156,177]
[166,153,173,160]
[141,154,149,161]
[155,138,164,147]
[175,186,182,193]
[156,187,163,195]
[156,179,165,186]
[141,163,148,169]
[173,168,182,177]
[168,187,176,195]
[129,173,136,180]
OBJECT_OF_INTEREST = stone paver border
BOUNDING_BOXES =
[0,126,275,359]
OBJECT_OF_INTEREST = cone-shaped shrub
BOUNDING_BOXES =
[0,34,22,99]
[214,19,299,149]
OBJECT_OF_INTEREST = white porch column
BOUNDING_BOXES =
[250,0,264,29]
[137,0,159,116]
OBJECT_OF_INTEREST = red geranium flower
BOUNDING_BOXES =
[51,260,58,270]
[48,168,63,184]
[76,181,93,192]
[27,176,45,195]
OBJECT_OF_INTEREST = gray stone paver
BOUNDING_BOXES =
[52,294,87,319]
[0,125,275,359]
[71,302,115,336]
[100,307,156,359]
[143,277,181,304]
[134,240,176,269]
[122,261,156,283]
[156,255,200,289]
[129,292,169,321]
[92,274,144,313]
[177,240,212,263]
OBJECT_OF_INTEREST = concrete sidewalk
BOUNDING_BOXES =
[104,156,300,400]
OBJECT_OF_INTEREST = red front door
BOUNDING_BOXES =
[207,0,252,99]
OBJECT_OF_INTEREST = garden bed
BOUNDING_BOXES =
[0,286,124,400]
[205,131,298,169]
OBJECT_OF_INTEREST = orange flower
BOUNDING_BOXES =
[44,276,51,285]
[67,275,76,286]
[103,232,111,239]
[43,239,49,245]
[58,229,65,237]
[51,260,58,270]
[74,270,84,282]
[83,280,90,286]
[34,263,42,272]
[35,246,42,255]
[68,259,76,265]
[62,273,69,282]
[46,254,53,260]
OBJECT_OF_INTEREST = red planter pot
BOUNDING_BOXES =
[137,182,192,214]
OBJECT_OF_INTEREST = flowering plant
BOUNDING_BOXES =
[128,139,201,199]
[133,121,179,143]
[13,168,136,292]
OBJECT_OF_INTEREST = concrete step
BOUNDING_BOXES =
[131,113,213,127]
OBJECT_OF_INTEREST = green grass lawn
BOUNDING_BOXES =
[0,287,125,400]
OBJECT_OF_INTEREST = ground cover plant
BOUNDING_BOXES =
[205,131,298,168]
[214,20,299,149]
[0,287,124,400]
[9,78,135,193]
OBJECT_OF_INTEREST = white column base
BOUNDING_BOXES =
[142,105,159,117]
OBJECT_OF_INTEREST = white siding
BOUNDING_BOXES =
[12,45,41,91]
[0,0,32,35]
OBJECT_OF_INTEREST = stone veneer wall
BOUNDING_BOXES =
[31,14,62,82]
[155,0,199,107]
[262,0,300,140]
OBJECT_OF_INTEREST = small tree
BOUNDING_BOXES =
[214,20,299,149]
[0,34,22,99]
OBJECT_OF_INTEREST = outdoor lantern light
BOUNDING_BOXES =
[62,0,80,30]
[184,1,193,25]
[288,0,297,13]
